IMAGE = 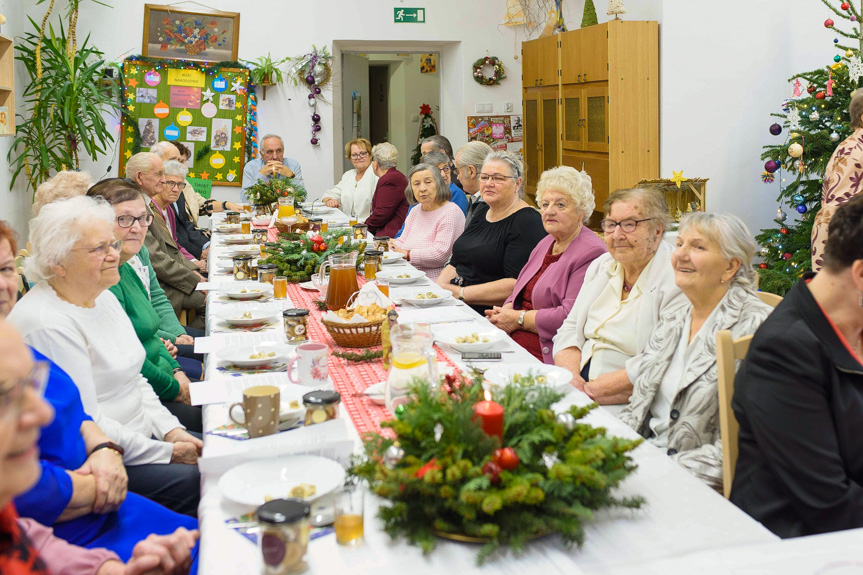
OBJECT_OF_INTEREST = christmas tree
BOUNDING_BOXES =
[581,0,598,28]
[756,1,862,295]
[411,103,439,166]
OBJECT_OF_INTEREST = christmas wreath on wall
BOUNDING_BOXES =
[473,56,507,86]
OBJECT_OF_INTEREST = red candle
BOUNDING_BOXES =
[474,390,504,440]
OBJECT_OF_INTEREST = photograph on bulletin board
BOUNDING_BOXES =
[467,114,523,156]
[119,59,251,186]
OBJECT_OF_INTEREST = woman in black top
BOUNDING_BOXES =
[436,151,546,314]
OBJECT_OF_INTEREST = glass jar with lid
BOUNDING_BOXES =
[256,499,311,575]
[225,211,240,224]
[303,390,341,426]
[283,308,310,344]
[233,255,253,281]
[258,264,278,285]
[363,250,383,280]
[373,236,390,252]
[352,223,368,241]
[252,228,269,245]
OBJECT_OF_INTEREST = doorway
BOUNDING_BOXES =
[340,52,441,175]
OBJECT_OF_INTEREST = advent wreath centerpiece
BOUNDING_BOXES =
[259,229,365,283]
[244,177,308,208]
[349,373,644,564]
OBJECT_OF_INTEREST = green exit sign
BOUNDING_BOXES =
[394,7,425,23]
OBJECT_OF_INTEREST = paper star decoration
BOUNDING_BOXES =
[233,126,243,134]
[126,126,133,133]
[233,156,240,163]
[228,169,237,179]
[215,172,224,180]
[233,141,242,150]
[201,88,215,102]
[670,170,688,189]
[230,79,245,94]
[235,100,243,109]
[788,108,801,130]
[128,105,135,112]
[126,136,133,143]
[200,172,210,180]
[235,114,242,121]
[849,55,863,84]
[188,173,196,179]
[127,78,138,88]
[124,150,131,159]
[129,67,138,75]
[128,93,136,101]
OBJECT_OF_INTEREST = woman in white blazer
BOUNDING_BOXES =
[553,188,686,408]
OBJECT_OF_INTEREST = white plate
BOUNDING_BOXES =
[302,205,332,216]
[376,269,425,284]
[216,259,234,270]
[382,251,404,265]
[364,381,386,405]
[278,385,307,427]
[401,287,453,307]
[218,455,346,507]
[214,224,241,233]
[299,281,317,291]
[223,234,254,244]
[228,245,261,256]
[214,306,279,326]
[219,343,292,367]
[482,363,574,391]
[434,326,506,352]
[220,285,273,300]
[252,217,271,227]
[239,212,253,221]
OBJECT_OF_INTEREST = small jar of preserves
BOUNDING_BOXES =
[256,499,310,575]
[303,390,341,426]
[258,264,278,285]
[352,223,368,241]
[225,211,240,224]
[282,308,310,344]
[309,218,323,233]
[363,250,383,280]
[373,236,390,252]
[233,255,253,281]
[252,228,269,245]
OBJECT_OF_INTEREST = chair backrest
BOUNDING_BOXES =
[757,291,783,308]
[716,330,754,499]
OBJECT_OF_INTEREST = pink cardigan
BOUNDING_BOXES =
[393,202,465,280]
[504,228,606,363]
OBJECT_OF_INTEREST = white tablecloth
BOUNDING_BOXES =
[196,212,778,574]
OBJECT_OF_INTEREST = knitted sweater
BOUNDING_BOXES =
[393,202,465,280]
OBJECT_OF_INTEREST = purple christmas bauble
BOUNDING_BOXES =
[312,124,321,132]
[312,113,321,122]
[310,137,319,145]
[314,87,321,95]
[308,93,315,100]
[764,160,781,173]
[769,123,782,136]
[306,75,316,85]
[796,204,808,214]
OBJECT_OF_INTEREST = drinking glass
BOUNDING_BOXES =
[376,277,389,298]
[241,221,251,234]
[273,276,288,300]
[334,487,364,546]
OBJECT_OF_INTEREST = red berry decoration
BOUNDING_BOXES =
[780,228,789,234]
[482,461,502,485]
[319,242,327,251]
[311,235,324,244]
[759,263,768,269]
[496,447,520,470]
[816,91,826,100]
[825,18,835,27]
[783,253,792,260]
[842,2,850,10]
[807,85,816,94]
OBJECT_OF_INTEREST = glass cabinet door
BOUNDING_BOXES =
[523,94,540,195]
[584,86,608,153]
[562,88,582,151]
[541,92,559,172]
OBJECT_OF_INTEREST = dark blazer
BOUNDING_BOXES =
[730,276,863,538]
[173,194,209,259]
[366,168,409,237]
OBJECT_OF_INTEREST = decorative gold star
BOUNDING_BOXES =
[235,100,243,109]
[126,136,133,143]
[188,173,196,179]
[234,114,242,121]
[228,169,237,178]
[670,170,688,189]
[126,126,133,133]
[215,172,224,180]
[129,67,138,75]
[233,141,242,150]
[233,156,240,163]
[124,150,131,159]
[128,105,135,112]
[128,93,136,101]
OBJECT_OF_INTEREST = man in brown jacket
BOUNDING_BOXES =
[126,152,206,329]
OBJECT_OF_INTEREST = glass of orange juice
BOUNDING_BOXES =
[277,197,295,219]
[273,276,288,300]
[242,203,252,213]
[334,487,364,546]
[241,221,251,234]
[321,221,328,232]
[376,277,389,297]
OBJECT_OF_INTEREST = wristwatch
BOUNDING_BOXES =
[517,311,527,327]
[90,441,125,457]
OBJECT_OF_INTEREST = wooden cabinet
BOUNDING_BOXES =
[522,35,558,87]
[0,34,14,136]
[521,20,658,215]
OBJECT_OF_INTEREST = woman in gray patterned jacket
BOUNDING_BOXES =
[618,212,773,491]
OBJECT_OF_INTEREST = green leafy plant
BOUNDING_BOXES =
[244,177,307,206]
[8,17,119,191]
[259,229,364,283]
[242,53,290,85]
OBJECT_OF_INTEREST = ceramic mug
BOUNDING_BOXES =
[288,342,329,387]
[228,385,280,438]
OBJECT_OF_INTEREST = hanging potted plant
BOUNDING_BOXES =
[243,53,290,86]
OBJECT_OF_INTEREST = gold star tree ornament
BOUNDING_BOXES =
[670,170,688,188]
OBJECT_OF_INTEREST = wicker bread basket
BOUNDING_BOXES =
[321,317,384,348]
[275,219,312,234]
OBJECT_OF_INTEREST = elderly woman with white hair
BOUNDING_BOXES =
[31,170,92,215]
[366,142,409,237]
[486,166,606,363]
[7,195,202,517]
[321,137,379,220]
[618,212,772,491]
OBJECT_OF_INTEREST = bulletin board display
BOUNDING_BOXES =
[119,59,252,186]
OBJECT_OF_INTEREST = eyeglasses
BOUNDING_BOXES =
[73,239,123,258]
[165,181,185,189]
[538,200,571,212]
[479,173,517,184]
[350,152,369,159]
[437,166,451,174]
[0,361,49,420]
[599,218,654,234]
[117,214,154,228]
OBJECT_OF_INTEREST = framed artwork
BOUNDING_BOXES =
[142,4,240,63]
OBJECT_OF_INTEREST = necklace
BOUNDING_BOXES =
[623,283,632,293]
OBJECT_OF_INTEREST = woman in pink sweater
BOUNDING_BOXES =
[390,164,466,280]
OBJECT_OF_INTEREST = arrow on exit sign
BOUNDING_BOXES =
[394,7,425,23]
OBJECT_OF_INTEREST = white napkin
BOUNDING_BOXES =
[354,281,393,307]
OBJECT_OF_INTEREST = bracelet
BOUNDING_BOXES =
[222,200,228,210]
[405,250,411,262]
[173,367,184,374]
[459,286,466,302]
[90,441,125,457]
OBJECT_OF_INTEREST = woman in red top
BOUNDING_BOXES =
[486,166,606,363]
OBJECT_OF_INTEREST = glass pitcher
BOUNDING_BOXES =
[321,252,359,311]
[386,323,438,413]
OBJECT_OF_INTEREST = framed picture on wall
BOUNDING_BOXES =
[142,4,240,63]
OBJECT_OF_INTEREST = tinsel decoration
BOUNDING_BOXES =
[761,171,776,183]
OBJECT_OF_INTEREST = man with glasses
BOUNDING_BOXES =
[149,162,206,273]
[241,134,304,202]
[164,160,210,263]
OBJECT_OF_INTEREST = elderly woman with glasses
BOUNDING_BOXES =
[553,188,685,412]
[486,167,606,363]
[321,138,379,220]
[365,142,409,238]
[87,180,202,432]
[436,151,547,314]
[7,196,202,518]
[619,213,771,490]
[393,150,468,239]
[389,163,465,280]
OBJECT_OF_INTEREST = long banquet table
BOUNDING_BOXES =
[195,209,779,574]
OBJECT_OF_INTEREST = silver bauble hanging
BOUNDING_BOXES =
[760,247,770,256]
[809,111,820,121]
[776,207,788,222]
[312,63,327,84]
[555,412,576,430]
[383,445,405,468]
[830,131,840,142]
[308,98,317,107]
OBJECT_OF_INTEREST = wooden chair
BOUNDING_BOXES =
[716,330,754,499]
[179,309,189,327]
[757,291,783,308]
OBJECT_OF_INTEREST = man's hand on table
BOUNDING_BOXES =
[260,161,294,179]
[323,198,340,208]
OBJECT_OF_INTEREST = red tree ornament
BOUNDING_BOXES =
[816,91,826,100]
[825,18,835,27]
[842,2,850,10]
[783,253,793,260]
[759,263,768,269]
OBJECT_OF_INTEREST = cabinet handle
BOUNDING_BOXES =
[584,73,588,82]
[577,74,581,82]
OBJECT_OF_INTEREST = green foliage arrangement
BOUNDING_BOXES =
[350,376,644,564]
[259,229,365,283]
[9,17,119,191]
[244,178,308,206]
[241,53,290,86]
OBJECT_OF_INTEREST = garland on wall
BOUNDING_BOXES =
[473,56,507,86]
